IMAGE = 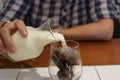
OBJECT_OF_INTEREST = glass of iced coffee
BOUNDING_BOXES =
[48,40,82,80]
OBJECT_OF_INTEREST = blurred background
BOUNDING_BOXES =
[0,0,6,10]
[0,0,3,9]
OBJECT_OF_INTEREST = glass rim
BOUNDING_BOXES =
[65,40,79,48]
[51,39,79,49]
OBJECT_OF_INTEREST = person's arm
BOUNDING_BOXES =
[61,18,114,41]
[63,0,116,41]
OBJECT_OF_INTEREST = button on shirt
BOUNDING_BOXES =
[0,0,117,28]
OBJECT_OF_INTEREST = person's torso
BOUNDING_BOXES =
[26,0,88,28]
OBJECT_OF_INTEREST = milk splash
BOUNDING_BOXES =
[6,26,66,62]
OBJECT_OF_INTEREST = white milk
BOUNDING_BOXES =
[6,26,66,62]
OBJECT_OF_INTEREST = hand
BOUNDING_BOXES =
[0,19,28,55]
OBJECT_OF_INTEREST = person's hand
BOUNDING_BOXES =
[0,19,28,55]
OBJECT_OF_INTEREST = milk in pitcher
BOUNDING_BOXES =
[6,26,66,62]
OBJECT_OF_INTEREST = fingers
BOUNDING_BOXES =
[0,23,16,53]
[0,19,27,54]
[0,38,7,54]
[13,19,28,37]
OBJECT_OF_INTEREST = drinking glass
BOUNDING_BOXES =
[48,40,82,80]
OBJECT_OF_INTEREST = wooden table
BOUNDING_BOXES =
[0,39,120,68]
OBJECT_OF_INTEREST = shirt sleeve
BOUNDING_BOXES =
[0,0,31,21]
[88,0,118,22]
